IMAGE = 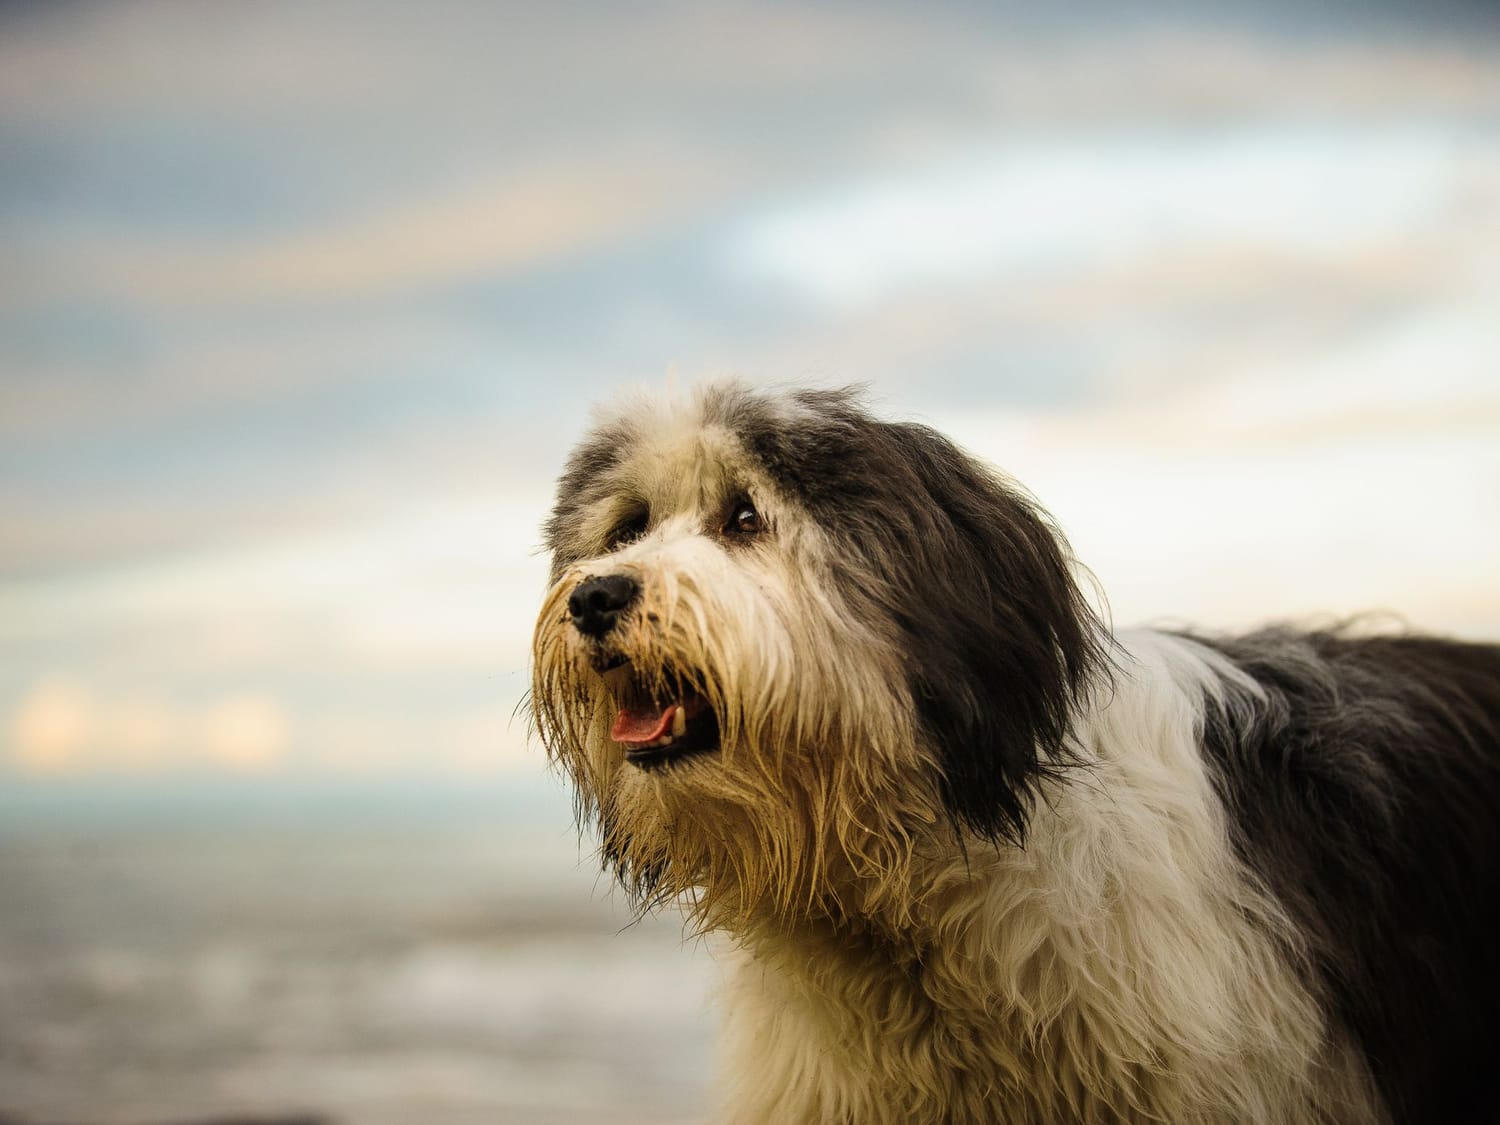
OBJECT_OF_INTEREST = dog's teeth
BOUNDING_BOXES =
[653,734,674,748]
[672,706,687,738]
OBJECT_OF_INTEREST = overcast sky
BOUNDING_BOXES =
[2,0,1498,782]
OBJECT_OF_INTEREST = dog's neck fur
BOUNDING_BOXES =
[710,632,1381,1125]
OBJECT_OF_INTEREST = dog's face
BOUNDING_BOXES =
[531,384,1101,927]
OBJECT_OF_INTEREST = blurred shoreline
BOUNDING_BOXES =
[0,775,567,835]
[0,779,716,1125]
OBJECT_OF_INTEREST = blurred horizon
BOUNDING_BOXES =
[3,1,1499,783]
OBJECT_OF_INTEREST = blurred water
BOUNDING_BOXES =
[0,781,716,1125]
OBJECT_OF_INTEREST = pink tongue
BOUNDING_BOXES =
[611,703,679,746]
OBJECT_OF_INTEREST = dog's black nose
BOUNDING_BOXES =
[567,574,639,638]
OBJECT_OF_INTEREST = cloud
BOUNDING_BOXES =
[0,491,550,779]
[724,123,1487,309]
[7,4,1495,128]
[4,3,1498,785]
[0,491,551,660]
[0,316,470,441]
[9,150,736,312]
[921,343,1500,639]
[698,212,1500,420]
[149,155,731,304]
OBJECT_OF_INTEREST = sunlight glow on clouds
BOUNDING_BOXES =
[5,679,535,779]
[8,681,288,775]
[9,682,93,774]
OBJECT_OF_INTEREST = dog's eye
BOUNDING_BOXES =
[725,501,763,537]
[606,508,649,550]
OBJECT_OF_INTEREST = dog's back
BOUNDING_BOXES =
[1194,630,1500,1122]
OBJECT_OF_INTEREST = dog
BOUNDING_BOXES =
[529,382,1500,1124]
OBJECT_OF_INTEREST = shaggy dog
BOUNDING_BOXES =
[530,382,1500,1124]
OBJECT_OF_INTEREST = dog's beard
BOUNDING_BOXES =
[531,537,941,931]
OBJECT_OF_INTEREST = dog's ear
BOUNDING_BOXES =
[542,418,634,582]
[731,387,1106,843]
[870,423,1106,843]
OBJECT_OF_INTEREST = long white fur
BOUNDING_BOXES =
[715,632,1380,1124]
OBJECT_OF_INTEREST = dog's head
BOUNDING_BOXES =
[531,383,1104,927]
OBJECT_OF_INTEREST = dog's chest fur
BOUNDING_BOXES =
[712,635,1381,1125]
[718,898,1370,1123]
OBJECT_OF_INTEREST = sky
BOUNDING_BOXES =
[2,0,1498,783]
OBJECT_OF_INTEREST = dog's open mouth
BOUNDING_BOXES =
[609,675,720,769]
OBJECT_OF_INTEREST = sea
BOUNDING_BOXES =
[0,778,717,1125]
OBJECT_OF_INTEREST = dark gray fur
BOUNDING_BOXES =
[717,386,1109,844]
[1192,628,1500,1122]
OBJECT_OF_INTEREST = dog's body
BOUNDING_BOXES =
[531,383,1500,1124]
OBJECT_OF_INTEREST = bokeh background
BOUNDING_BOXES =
[2,2,1498,1122]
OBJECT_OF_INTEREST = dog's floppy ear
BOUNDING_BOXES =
[732,387,1105,843]
[873,422,1106,843]
[747,391,1106,842]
